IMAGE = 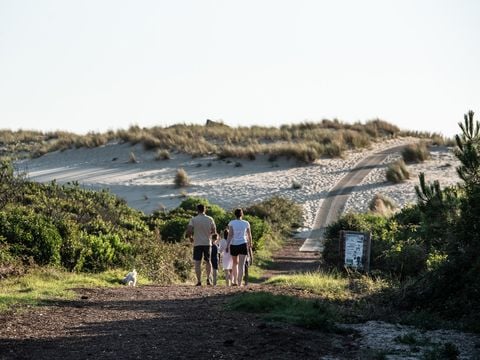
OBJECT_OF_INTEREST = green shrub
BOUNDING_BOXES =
[402,142,430,163]
[386,159,410,183]
[76,233,132,272]
[0,208,62,266]
[160,216,190,243]
[246,196,303,235]
[243,215,271,251]
[179,197,226,220]
[323,213,398,272]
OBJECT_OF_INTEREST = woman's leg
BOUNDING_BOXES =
[231,256,238,285]
[237,254,247,286]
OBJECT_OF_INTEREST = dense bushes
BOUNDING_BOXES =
[323,111,480,329]
[0,208,62,266]
[0,160,300,284]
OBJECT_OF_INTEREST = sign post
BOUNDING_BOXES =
[339,231,371,272]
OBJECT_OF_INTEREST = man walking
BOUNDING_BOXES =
[186,204,217,286]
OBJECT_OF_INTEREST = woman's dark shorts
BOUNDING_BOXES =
[193,245,211,262]
[230,243,248,256]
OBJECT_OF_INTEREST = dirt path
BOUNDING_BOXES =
[0,249,359,360]
[0,237,356,360]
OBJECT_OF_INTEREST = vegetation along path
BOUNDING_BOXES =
[300,145,407,252]
[0,256,358,360]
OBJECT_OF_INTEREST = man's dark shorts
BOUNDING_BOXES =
[230,243,248,256]
[193,245,211,262]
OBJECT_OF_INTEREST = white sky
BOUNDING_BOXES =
[1,0,479,137]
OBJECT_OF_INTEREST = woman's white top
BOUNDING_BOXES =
[228,219,250,246]
[218,238,233,270]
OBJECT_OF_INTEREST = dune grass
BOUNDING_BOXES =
[0,268,151,312]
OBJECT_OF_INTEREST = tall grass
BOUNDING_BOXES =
[386,159,410,183]
[1,118,413,162]
[402,142,431,163]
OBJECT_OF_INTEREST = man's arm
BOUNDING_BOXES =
[210,219,217,236]
[186,220,194,242]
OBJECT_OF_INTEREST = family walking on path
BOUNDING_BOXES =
[186,204,253,286]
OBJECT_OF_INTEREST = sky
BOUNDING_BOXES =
[1,0,479,137]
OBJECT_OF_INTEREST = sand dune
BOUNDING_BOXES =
[15,138,460,231]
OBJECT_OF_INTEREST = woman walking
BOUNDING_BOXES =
[226,208,253,286]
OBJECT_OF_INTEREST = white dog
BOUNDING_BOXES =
[122,269,137,287]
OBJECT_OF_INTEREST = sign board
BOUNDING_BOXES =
[339,231,371,271]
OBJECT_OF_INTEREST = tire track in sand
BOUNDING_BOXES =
[300,145,406,252]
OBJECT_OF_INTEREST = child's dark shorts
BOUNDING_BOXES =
[193,245,211,262]
[230,243,248,256]
[211,245,218,270]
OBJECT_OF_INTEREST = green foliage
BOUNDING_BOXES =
[243,214,272,251]
[0,208,62,266]
[179,196,226,220]
[160,216,190,243]
[245,196,303,236]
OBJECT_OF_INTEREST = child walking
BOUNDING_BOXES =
[211,233,219,286]
[218,229,233,286]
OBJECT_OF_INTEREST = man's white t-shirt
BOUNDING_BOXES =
[228,219,250,245]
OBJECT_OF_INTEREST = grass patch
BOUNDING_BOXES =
[266,271,351,301]
[0,267,150,312]
[227,291,342,332]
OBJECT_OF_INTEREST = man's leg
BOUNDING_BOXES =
[205,260,212,284]
[194,260,202,285]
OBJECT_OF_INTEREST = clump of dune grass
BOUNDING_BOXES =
[155,149,171,160]
[402,142,431,163]
[174,168,189,187]
[128,152,139,163]
[386,159,410,183]
[369,193,398,216]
